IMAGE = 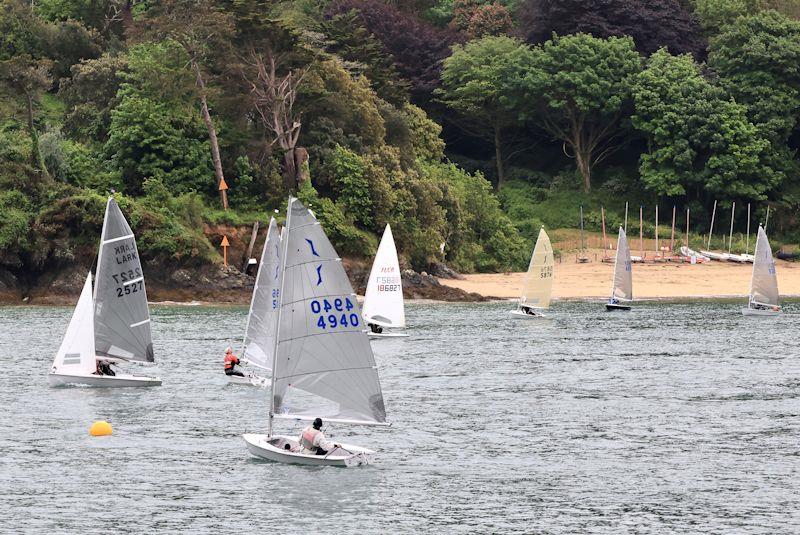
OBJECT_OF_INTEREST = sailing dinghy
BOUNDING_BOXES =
[363,224,407,338]
[742,225,780,316]
[243,198,390,467]
[231,217,281,386]
[509,226,553,318]
[606,227,633,311]
[49,197,160,387]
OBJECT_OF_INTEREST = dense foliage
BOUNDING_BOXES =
[4,0,800,287]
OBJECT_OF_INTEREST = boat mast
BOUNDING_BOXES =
[655,205,659,258]
[670,206,676,253]
[746,203,751,255]
[610,228,621,300]
[624,201,628,234]
[685,208,690,247]
[268,201,292,437]
[639,206,643,259]
[601,206,607,258]
[93,197,112,301]
[728,202,735,254]
[707,200,717,250]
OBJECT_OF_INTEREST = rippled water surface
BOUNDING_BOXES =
[2,300,800,533]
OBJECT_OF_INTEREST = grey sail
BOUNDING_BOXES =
[611,227,633,301]
[242,217,281,370]
[750,225,779,307]
[93,197,154,362]
[272,198,386,424]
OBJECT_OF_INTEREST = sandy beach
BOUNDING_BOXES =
[440,255,800,300]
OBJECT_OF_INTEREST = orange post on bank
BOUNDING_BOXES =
[221,235,230,267]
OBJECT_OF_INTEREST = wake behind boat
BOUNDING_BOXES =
[227,217,282,386]
[742,225,780,317]
[49,197,160,387]
[363,224,408,338]
[243,198,390,467]
[510,226,553,318]
[606,227,633,311]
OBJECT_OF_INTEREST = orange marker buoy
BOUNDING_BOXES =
[90,420,113,436]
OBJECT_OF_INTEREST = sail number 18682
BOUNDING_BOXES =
[310,297,359,329]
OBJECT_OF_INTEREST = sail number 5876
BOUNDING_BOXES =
[310,297,359,329]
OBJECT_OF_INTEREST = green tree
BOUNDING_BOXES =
[521,33,641,192]
[632,49,778,199]
[438,35,534,189]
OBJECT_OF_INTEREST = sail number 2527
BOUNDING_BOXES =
[310,297,359,329]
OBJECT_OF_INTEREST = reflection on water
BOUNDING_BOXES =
[1,300,799,533]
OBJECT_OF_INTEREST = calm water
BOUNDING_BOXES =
[1,300,799,533]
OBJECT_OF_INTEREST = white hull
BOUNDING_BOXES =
[366,331,408,339]
[741,307,780,316]
[48,372,161,387]
[243,433,374,467]
[508,308,546,319]
[701,250,730,262]
[226,373,268,387]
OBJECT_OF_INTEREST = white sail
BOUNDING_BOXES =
[93,197,154,363]
[519,227,554,309]
[271,198,387,425]
[242,217,281,370]
[362,224,405,328]
[749,225,779,307]
[611,227,633,301]
[52,273,96,375]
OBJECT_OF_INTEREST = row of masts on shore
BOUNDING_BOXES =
[577,201,772,263]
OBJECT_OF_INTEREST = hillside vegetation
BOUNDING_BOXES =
[3,0,800,291]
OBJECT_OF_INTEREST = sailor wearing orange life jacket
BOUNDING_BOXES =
[223,347,244,377]
[298,418,339,455]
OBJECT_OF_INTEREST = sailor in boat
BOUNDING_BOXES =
[299,418,340,456]
[95,359,116,376]
[368,323,383,334]
[223,347,245,377]
[520,304,537,316]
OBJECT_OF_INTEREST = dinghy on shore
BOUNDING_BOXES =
[606,227,633,311]
[230,217,281,386]
[363,224,407,338]
[743,225,780,316]
[49,197,160,387]
[509,227,553,318]
[243,198,390,467]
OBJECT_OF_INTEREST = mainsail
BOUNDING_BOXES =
[611,227,633,301]
[271,198,387,425]
[52,273,96,375]
[519,227,554,309]
[93,197,154,362]
[362,224,405,328]
[749,225,779,307]
[242,217,282,370]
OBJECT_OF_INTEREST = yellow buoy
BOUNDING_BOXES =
[90,420,113,436]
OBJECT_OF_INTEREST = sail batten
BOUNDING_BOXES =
[519,227,554,309]
[611,227,633,301]
[242,218,282,370]
[749,225,779,307]
[271,198,387,424]
[93,197,154,363]
[363,224,405,328]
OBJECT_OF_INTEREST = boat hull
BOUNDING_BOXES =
[48,372,162,387]
[366,331,408,339]
[508,308,546,319]
[226,373,268,386]
[741,307,780,317]
[606,303,631,311]
[243,433,375,467]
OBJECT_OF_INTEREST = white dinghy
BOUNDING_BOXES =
[509,226,553,318]
[606,227,633,311]
[243,198,390,467]
[230,217,281,386]
[742,225,781,316]
[363,224,407,338]
[49,197,161,387]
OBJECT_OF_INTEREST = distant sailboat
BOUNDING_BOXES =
[362,224,407,338]
[742,225,780,316]
[49,197,161,387]
[243,198,389,467]
[231,217,282,386]
[509,227,554,318]
[606,227,633,311]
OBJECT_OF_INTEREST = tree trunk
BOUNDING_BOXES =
[574,139,591,192]
[192,61,227,206]
[283,148,297,190]
[494,126,505,190]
